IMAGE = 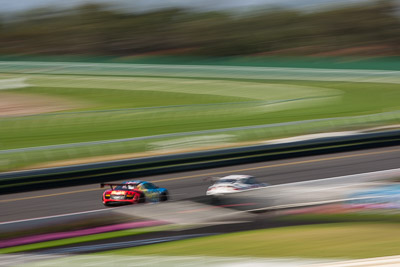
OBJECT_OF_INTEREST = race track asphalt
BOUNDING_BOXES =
[1,145,400,223]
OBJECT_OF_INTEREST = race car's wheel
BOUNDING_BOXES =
[138,193,146,203]
[160,191,169,202]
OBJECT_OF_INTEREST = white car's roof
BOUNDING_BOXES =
[218,175,253,180]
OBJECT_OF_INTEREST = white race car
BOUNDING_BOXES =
[206,175,268,196]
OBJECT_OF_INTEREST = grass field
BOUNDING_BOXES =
[2,222,400,259]
[0,75,341,147]
[0,65,400,171]
[101,222,400,259]
[0,225,173,254]
[2,75,399,149]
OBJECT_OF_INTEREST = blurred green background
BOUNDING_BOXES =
[0,0,399,171]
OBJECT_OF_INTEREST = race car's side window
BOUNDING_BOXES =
[239,179,248,184]
[143,183,157,189]
[148,183,157,189]
[247,177,257,184]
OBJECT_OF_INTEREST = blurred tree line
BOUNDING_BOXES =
[0,0,399,57]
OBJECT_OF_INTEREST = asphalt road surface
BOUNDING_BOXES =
[1,145,400,223]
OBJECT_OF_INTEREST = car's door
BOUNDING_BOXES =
[141,182,160,202]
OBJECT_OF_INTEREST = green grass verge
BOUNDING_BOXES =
[101,222,400,259]
[277,212,400,224]
[0,225,174,254]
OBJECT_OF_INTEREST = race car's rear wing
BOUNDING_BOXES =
[101,183,127,190]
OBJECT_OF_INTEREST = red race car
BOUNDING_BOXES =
[101,180,169,206]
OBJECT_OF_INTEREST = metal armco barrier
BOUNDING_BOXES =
[1,129,400,194]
